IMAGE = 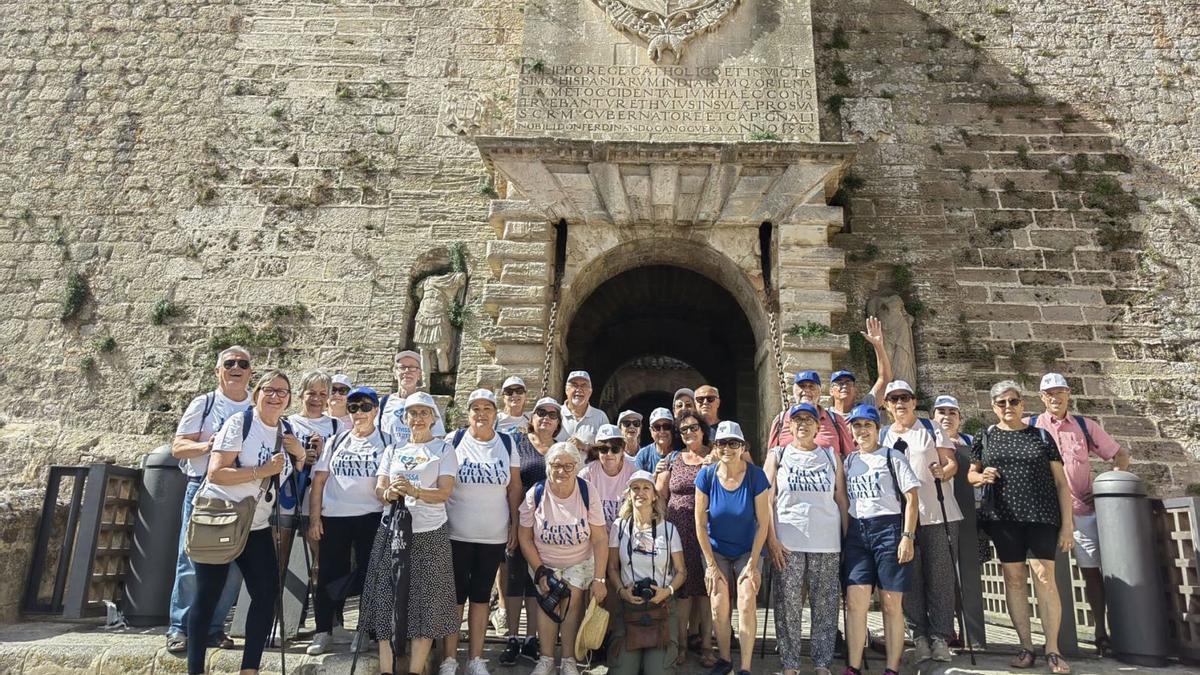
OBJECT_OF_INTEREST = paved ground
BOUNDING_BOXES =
[0,608,1193,674]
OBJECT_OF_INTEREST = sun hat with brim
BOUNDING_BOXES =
[575,597,610,661]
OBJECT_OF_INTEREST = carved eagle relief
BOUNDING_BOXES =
[591,0,742,63]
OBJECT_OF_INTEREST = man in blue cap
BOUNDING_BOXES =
[767,370,854,456]
[829,316,892,422]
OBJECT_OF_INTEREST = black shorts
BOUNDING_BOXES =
[505,546,538,598]
[983,521,1058,563]
[450,540,507,605]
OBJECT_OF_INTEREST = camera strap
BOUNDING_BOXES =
[624,516,663,587]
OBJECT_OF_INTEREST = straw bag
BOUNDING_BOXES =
[575,596,610,661]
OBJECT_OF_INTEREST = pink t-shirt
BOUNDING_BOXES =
[1031,412,1121,516]
[769,406,852,457]
[519,479,606,568]
[579,459,636,526]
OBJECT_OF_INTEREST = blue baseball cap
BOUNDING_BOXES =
[788,403,820,420]
[346,386,379,405]
[793,370,821,386]
[847,404,880,425]
[831,370,855,383]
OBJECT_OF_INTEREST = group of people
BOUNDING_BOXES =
[165,320,1130,675]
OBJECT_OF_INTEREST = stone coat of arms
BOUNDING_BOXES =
[591,0,742,63]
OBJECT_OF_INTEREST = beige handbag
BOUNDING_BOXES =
[184,427,278,564]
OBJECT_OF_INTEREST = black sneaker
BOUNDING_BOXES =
[707,657,733,675]
[834,630,846,658]
[207,632,235,649]
[520,635,540,663]
[499,637,521,666]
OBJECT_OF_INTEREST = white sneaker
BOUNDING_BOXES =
[913,636,932,662]
[331,625,355,644]
[306,632,332,656]
[930,636,953,662]
[560,656,580,675]
[531,656,556,675]
[439,657,459,675]
[466,657,491,675]
[489,607,507,632]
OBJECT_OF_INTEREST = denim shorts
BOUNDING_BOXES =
[843,515,912,592]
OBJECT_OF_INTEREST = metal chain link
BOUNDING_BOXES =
[539,297,559,399]
[768,307,789,414]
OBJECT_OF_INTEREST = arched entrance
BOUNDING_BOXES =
[564,264,764,450]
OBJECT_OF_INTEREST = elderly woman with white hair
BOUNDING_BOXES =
[969,380,1074,674]
[518,442,609,675]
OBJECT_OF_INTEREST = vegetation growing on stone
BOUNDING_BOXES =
[789,322,830,338]
[92,335,117,353]
[60,272,88,322]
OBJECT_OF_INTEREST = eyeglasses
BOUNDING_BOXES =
[597,445,623,455]
[651,424,673,432]
[534,409,560,420]
[696,395,718,403]
[886,394,915,403]
[396,365,421,373]
[620,420,641,428]
[790,416,818,426]
[331,385,350,395]
[678,424,700,434]
[222,359,251,370]
[407,408,434,418]
[503,388,526,396]
[260,387,290,399]
[548,462,576,472]
[565,382,590,390]
[347,402,376,414]
[993,397,1023,408]
[715,441,745,450]
[831,381,854,389]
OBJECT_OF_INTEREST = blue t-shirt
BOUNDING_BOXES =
[635,444,665,474]
[695,463,771,557]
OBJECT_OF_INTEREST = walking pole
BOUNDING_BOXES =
[931,463,976,666]
[270,474,288,675]
[350,501,398,675]
[759,563,772,658]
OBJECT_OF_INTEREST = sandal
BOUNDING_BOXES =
[1010,648,1036,669]
[700,652,718,668]
[675,651,688,666]
[1047,652,1071,674]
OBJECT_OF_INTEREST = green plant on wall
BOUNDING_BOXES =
[61,272,88,322]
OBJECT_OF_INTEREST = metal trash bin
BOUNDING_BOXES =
[121,445,187,626]
[1093,470,1169,667]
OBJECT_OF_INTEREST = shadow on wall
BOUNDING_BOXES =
[811,0,1200,493]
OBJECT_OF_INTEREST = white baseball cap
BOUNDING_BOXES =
[1040,373,1070,391]
[394,350,422,365]
[596,424,623,442]
[713,420,745,443]
[648,407,673,424]
[617,410,643,424]
[403,391,439,414]
[533,397,560,413]
[932,395,960,410]
[467,388,498,407]
[501,376,526,391]
[627,470,655,487]
[884,380,915,397]
[566,370,592,384]
[331,374,352,388]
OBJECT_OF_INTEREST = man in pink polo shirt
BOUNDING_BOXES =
[766,371,854,456]
[1030,372,1130,654]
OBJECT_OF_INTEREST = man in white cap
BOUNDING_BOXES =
[672,388,696,418]
[329,373,353,428]
[557,370,609,442]
[616,410,643,459]
[1029,372,1129,654]
[496,375,529,434]
[379,349,446,443]
[635,407,677,474]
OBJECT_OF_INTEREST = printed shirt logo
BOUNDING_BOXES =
[538,517,589,547]
[602,499,622,524]
[391,448,433,486]
[632,529,658,555]
[331,452,379,478]
[458,458,508,485]
[784,462,833,493]
[846,468,883,501]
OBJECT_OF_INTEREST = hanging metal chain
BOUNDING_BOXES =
[767,305,790,414]
[539,295,559,399]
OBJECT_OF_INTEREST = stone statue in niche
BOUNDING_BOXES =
[591,0,742,63]
[413,271,467,375]
[866,294,917,387]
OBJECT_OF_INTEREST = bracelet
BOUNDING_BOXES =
[592,577,606,584]
[668,585,676,596]
[252,466,258,479]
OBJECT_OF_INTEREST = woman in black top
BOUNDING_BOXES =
[968,380,1073,674]
[498,396,561,665]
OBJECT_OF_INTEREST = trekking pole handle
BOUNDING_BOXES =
[929,462,946,503]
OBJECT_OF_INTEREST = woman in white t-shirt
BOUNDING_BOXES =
[329,374,353,428]
[764,403,848,675]
[605,470,685,675]
[361,392,459,675]
[842,405,920,675]
[186,369,307,675]
[442,389,523,675]
[305,386,388,656]
[579,424,637,528]
[283,371,338,574]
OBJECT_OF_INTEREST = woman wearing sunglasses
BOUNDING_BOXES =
[654,412,714,667]
[329,374,353,428]
[968,381,1074,674]
[306,387,389,655]
[694,421,771,675]
[580,424,638,528]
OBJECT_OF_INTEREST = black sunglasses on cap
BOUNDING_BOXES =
[222,358,251,370]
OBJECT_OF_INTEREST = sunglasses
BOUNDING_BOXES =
[993,397,1023,408]
[651,423,673,432]
[347,401,376,414]
[678,424,701,434]
[696,395,718,403]
[620,420,641,428]
[331,385,350,395]
[503,388,526,396]
[597,445,624,455]
[534,408,560,419]
[715,441,745,450]
[887,394,915,403]
[222,358,250,370]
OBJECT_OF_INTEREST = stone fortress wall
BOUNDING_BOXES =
[0,0,1196,621]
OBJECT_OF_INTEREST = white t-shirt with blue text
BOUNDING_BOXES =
[844,447,921,520]
[447,431,520,544]
[314,429,387,518]
[175,389,252,477]
[377,439,458,533]
[202,410,293,531]
[379,394,447,445]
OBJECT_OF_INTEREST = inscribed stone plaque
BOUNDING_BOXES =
[515,0,819,142]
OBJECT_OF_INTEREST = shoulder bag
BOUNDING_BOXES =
[185,422,278,564]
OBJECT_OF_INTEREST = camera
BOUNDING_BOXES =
[534,566,572,623]
[632,577,656,602]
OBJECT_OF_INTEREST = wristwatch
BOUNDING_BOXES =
[901,531,916,541]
